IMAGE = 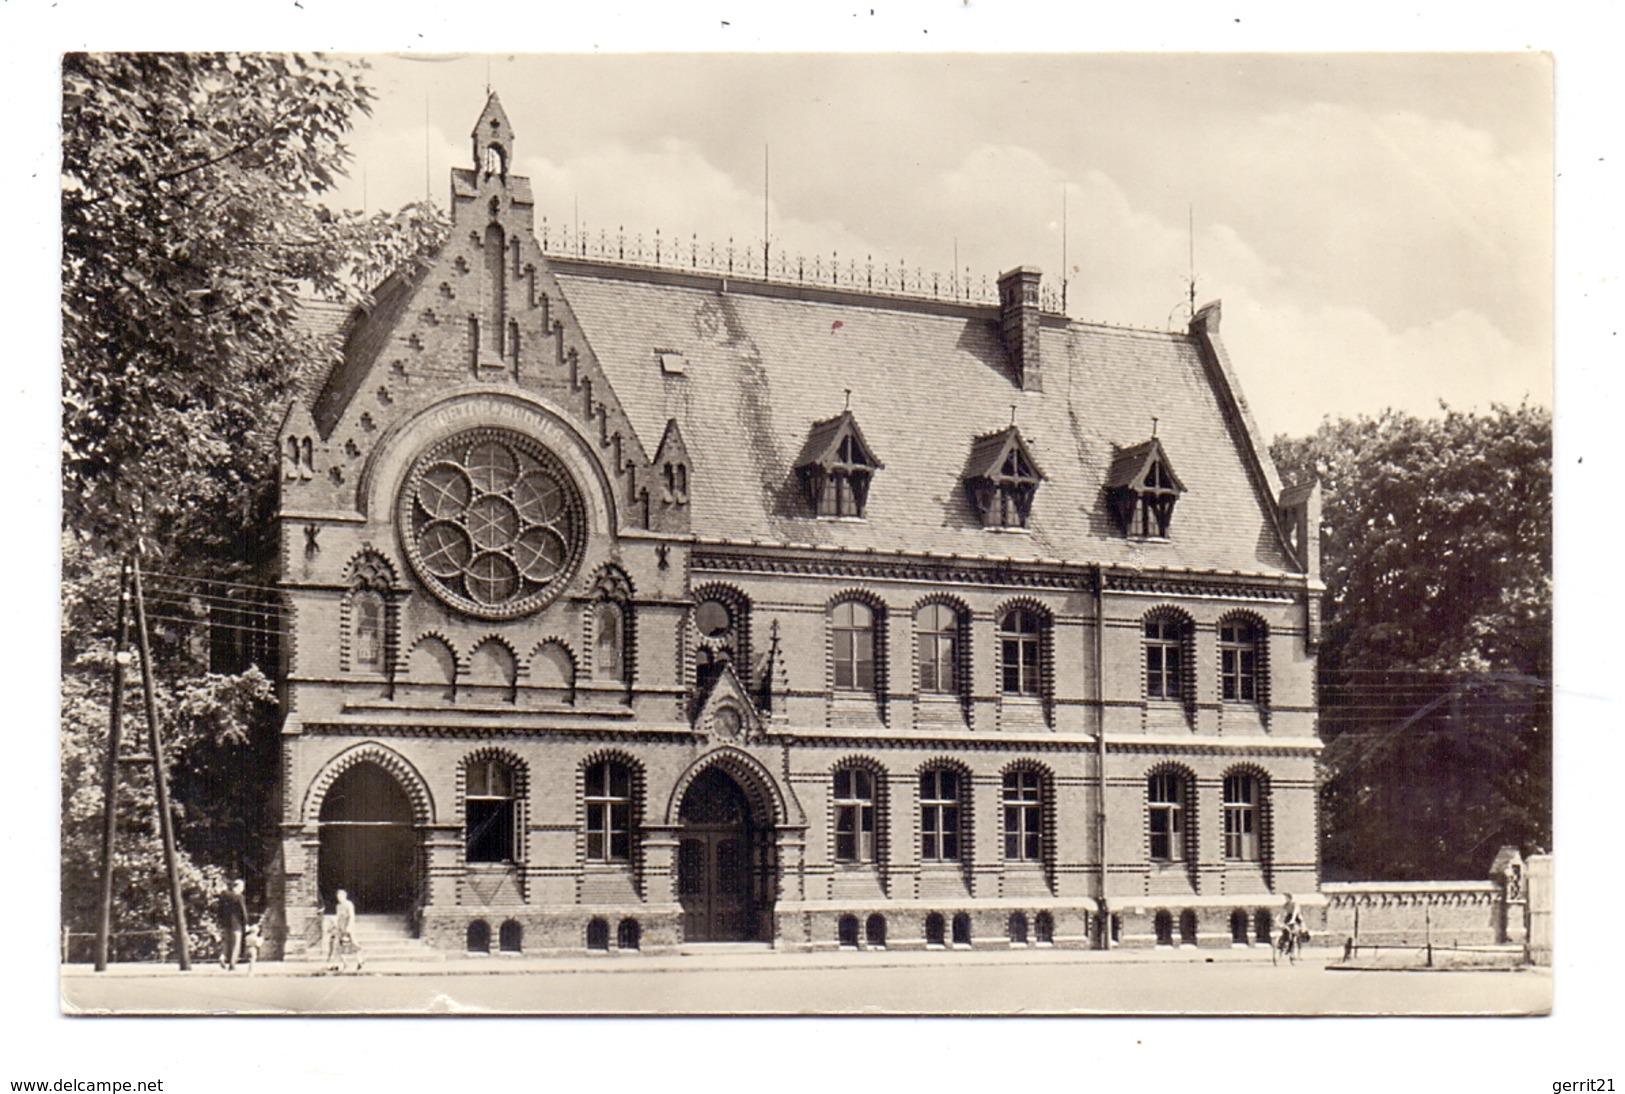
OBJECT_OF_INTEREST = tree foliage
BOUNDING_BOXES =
[62,52,446,552]
[60,53,447,958]
[1272,404,1552,880]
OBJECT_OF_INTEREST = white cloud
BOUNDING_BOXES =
[1224,296,1549,438]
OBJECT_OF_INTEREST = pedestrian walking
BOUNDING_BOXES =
[217,878,249,970]
[327,888,363,973]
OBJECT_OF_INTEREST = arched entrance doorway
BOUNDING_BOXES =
[318,762,417,913]
[677,766,776,942]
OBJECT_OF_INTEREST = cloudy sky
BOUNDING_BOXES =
[328,52,1551,440]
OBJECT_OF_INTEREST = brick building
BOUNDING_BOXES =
[273,95,1323,956]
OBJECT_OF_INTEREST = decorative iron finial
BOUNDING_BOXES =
[844,388,852,411]
[1151,415,1160,438]
[1010,404,1017,426]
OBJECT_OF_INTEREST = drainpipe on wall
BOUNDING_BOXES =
[1094,563,1110,949]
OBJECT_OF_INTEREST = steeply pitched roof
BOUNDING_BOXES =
[307,267,431,439]
[553,259,1298,575]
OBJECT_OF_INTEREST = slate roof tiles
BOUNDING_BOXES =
[554,261,1298,576]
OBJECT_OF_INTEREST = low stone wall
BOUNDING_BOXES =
[1322,881,1504,948]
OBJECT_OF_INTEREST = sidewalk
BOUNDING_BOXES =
[63,943,1354,979]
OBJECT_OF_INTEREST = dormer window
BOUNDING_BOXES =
[963,425,1045,529]
[794,410,882,519]
[1105,437,1186,539]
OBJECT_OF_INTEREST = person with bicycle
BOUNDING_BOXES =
[1275,892,1306,964]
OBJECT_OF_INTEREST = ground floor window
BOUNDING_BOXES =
[587,917,610,951]
[466,759,516,863]
[866,914,887,948]
[838,915,860,947]
[585,761,632,862]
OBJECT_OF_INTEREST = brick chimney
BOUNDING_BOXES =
[998,266,1043,392]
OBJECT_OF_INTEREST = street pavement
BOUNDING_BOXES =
[61,946,1551,1015]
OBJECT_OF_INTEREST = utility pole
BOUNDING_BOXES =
[93,560,132,972]
[132,556,191,970]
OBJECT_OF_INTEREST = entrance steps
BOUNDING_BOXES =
[294,914,445,963]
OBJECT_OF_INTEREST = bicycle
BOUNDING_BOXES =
[1272,921,1305,966]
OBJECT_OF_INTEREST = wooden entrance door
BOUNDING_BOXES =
[677,766,772,942]
[679,828,753,941]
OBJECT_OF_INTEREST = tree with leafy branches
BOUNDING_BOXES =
[59,52,447,958]
[1271,403,1551,880]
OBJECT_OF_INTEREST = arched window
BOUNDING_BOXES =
[1144,615,1186,700]
[465,758,516,863]
[466,920,491,953]
[617,918,641,951]
[925,913,946,947]
[833,766,877,863]
[919,768,962,862]
[1035,911,1055,945]
[499,920,523,953]
[1008,911,1029,945]
[916,602,961,694]
[865,914,887,948]
[998,609,1043,696]
[595,600,627,681]
[1220,618,1260,702]
[952,913,972,947]
[584,761,632,863]
[831,600,876,691]
[352,590,385,670]
[1002,769,1043,862]
[838,915,860,948]
[1153,910,1173,947]
[1180,909,1198,947]
[1148,771,1188,862]
[586,917,609,951]
[1223,772,1261,861]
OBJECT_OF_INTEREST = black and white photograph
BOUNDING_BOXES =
[10,3,1617,1090]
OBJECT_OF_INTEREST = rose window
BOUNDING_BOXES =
[399,429,585,618]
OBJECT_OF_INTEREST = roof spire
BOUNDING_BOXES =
[471,92,515,180]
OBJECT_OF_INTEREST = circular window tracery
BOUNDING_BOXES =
[399,429,585,618]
